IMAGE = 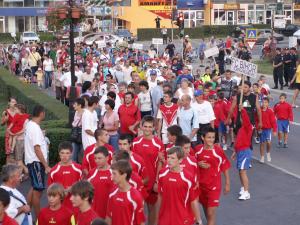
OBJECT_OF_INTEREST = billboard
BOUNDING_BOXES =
[139,0,177,19]
[177,0,203,9]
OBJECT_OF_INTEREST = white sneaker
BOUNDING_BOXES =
[238,191,251,200]
[223,144,227,151]
[239,187,245,195]
[266,153,271,162]
[260,156,265,163]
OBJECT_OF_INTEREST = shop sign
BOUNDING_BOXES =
[224,3,240,10]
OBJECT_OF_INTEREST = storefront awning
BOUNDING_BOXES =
[0,7,47,16]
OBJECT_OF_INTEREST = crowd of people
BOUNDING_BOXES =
[0,34,297,225]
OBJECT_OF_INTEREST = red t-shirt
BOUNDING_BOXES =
[129,171,148,200]
[10,113,29,134]
[87,168,115,218]
[181,156,198,183]
[2,213,18,225]
[48,163,82,210]
[107,187,145,225]
[130,152,148,181]
[273,101,294,121]
[76,208,98,225]
[158,169,198,225]
[82,143,113,172]
[194,144,231,189]
[118,103,141,135]
[37,206,75,225]
[132,136,165,189]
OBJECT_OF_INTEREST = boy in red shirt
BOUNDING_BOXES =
[194,127,230,225]
[273,93,293,148]
[37,183,75,225]
[259,97,277,163]
[48,141,82,211]
[118,134,149,185]
[0,188,18,225]
[82,129,114,177]
[106,160,145,225]
[157,146,202,225]
[132,115,164,225]
[70,181,98,225]
[87,146,114,219]
[231,108,253,201]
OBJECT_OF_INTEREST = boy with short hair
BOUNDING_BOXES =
[273,93,293,148]
[70,181,98,225]
[259,97,277,163]
[0,188,18,225]
[194,127,230,225]
[48,141,82,211]
[231,108,253,200]
[37,183,75,225]
[166,125,182,150]
[106,160,145,225]
[87,146,114,219]
[157,146,202,225]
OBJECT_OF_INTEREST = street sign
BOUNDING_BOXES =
[132,43,143,50]
[246,40,256,50]
[246,29,257,40]
[204,46,219,58]
[230,57,257,78]
[152,38,163,45]
[289,36,297,48]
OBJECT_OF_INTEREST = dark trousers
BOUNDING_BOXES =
[55,86,64,103]
[284,67,291,84]
[163,35,168,44]
[273,69,283,88]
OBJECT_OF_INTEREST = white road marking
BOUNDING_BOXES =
[270,89,293,96]
[291,121,300,126]
[252,156,300,180]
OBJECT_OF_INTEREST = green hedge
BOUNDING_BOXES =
[0,68,68,121]
[137,24,272,41]
[0,32,56,44]
[0,68,71,167]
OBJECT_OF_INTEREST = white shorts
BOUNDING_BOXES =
[162,133,168,145]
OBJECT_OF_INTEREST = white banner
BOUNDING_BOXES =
[97,41,106,48]
[230,57,258,78]
[132,43,143,50]
[289,36,297,48]
[274,19,286,29]
[152,38,163,45]
[204,46,219,58]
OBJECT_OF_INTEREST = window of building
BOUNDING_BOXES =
[4,1,23,7]
[237,10,245,24]
[255,4,265,24]
[24,0,34,7]
[294,10,300,25]
[180,10,204,28]
[214,9,225,25]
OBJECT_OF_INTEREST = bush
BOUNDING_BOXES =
[137,24,271,41]
[0,68,71,168]
[0,68,68,121]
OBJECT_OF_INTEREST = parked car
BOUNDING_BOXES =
[81,32,124,46]
[114,29,135,43]
[256,29,284,45]
[280,24,300,37]
[20,31,40,43]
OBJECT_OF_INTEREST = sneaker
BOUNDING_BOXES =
[223,144,227,151]
[238,191,251,200]
[277,142,283,148]
[255,137,260,144]
[280,86,283,90]
[239,187,245,195]
[292,105,299,108]
[260,156,265,163]
[230,142,234,148]
[272,86,278,89]
[266,153,271,162]
[283,143,288,148]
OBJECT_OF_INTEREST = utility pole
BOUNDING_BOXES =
[171,0,174,42]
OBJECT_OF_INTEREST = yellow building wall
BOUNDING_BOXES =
[117,0,173,35]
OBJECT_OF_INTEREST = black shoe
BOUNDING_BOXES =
[284,83,289,87]
[272,86,278,89]
[280,86,283,90]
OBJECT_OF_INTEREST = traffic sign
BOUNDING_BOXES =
[246,29,257,40]
[246,40,256,50]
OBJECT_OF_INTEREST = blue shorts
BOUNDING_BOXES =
[27,162,46,191]
[218,122,227,134]
[260,129,272,143]
[277,119,289,133]
[236,149,252,170]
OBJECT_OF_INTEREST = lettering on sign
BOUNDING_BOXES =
[204,46,219,58]
[230,57,257,78]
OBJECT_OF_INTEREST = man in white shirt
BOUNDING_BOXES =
[75,64,83,84]
[82,96,99,149]
[0,165,33,225]
[81,66,94,83]
[24,105,49,217]
[121,60,133,82]
[192,90,215,144]
[146,60,162,79]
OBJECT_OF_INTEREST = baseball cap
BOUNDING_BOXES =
[150,70,157,75]
[194,90,203,97]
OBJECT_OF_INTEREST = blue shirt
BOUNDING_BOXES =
[178,107,199,142]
